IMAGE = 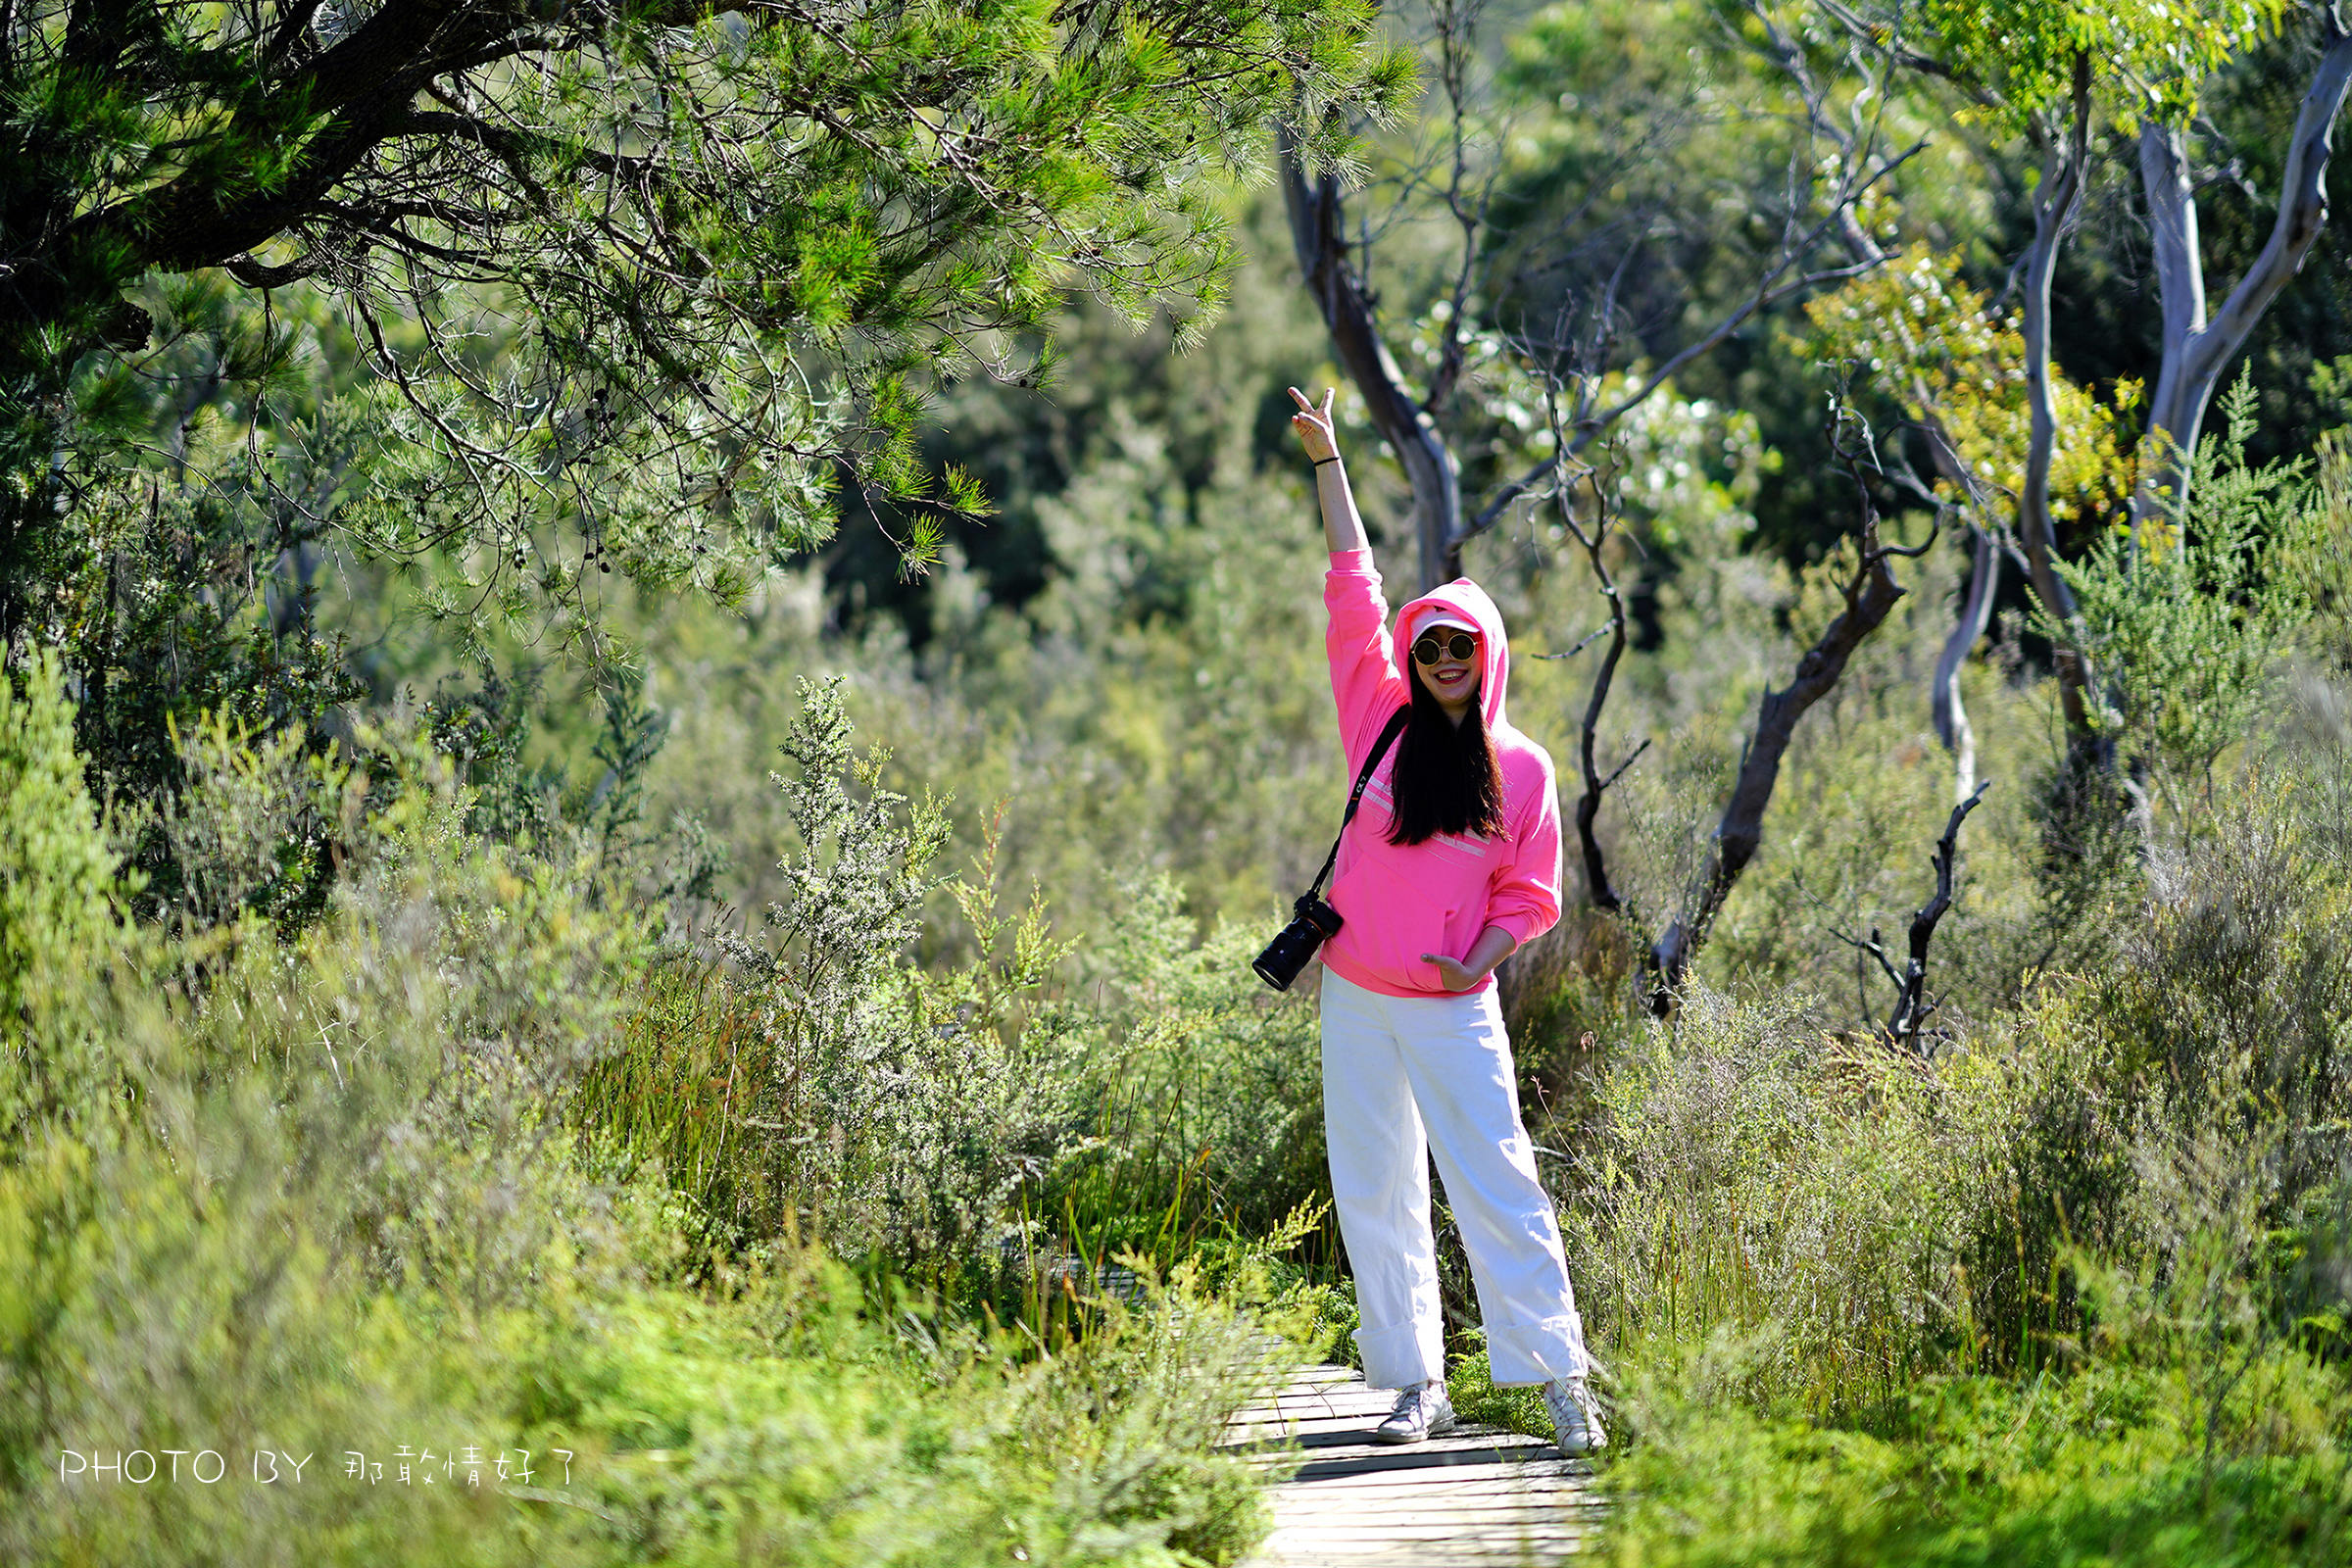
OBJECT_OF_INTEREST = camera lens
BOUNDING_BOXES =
[1253,920,1316,991]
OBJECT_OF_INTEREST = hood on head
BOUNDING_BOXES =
[1395,577,1511,730]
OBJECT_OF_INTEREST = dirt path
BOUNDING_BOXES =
[1218,1363,1603,1566]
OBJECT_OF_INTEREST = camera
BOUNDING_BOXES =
[1255,703,1407,992]
[1252,893,1346,991]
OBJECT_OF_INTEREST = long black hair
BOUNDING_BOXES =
[1385,671,1508,845]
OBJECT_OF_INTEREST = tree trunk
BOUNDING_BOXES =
[1279,127,1464,591]
[2133,13,2352,532]
[1886,781,1989,1051]
[1648,504,1919,1007]
[1934,522,1998,802]
[2017,53,2095,744]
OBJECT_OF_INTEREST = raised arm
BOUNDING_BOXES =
[1290,385,1371,554]
[1293,384,1406,766]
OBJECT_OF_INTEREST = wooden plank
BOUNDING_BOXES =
[1232,1364,1599,1566]
[1242,1435,1560,1458]
[1262,1542,1583,1552]
[1272,1495,1577,1517]
[1266,1513,1586,1533]
[1262,1542,1585,1552]
[1271,1507,1578,1524]
[1254,1547,1586,1567]
[1269,1524,1577,1536]
[1253,1546,1586,1568]
[1271,1477,1581,1498]
[1271,1480,1574,1502]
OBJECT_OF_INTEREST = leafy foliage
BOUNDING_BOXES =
[1,0,1411,654]
[0,652,122,1143]
[0,670,1298,1565]
[2058,374,2325,802]
[1802,250,2136,529]
[1892,0,2289,128]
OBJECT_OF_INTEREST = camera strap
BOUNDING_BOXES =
[1306,705,1410,900]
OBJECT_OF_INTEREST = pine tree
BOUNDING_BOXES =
[0,0,1409,648]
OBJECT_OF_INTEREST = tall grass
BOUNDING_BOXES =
[1533,705,2352,1562]
[2,666,1311,1567]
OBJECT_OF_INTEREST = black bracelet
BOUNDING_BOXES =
[1313,455,1343,467]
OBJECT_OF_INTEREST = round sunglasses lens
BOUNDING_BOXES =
[1412,632,1476,664]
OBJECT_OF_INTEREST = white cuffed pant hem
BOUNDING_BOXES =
[1352,1317,1446,1392]
[1485,1314,1591,1385]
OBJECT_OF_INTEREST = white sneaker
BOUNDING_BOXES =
[1371,1379,1457,1445]
[1544,1376,1607,1455]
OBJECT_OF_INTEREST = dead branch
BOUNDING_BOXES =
[1886,780,1990,1052]
[1554,455,1639,916]
[1826,917,1903,1030]
[1534,621,1615,661]
[1645,389,1931,1012]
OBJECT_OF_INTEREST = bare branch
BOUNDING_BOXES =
[1596,736,1651,794]
[1423,0,1493,416]
[1645,385,1917,1010]
[1886,780,1990,1052]
[1828,922,1905,992]
[1534,621,1614,661]
[1466,148,1919,542]
[1562,455,1636,916]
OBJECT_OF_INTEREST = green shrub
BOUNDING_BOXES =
[1050,873,1330,1263]
[0,1114,1288,1567]
[0,690,1292,1566]
[1597,1341,2351,1568]
[0,651,124,1143]
[1562,692,2352,1563]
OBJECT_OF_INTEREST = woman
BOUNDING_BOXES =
[1288,385,1605,1457]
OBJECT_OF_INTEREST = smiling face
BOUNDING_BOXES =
[1411,625,1482,720]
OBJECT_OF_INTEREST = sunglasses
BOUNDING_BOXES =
[1411,630,1479,665]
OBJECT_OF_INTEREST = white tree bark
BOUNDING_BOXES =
[1933,521,1997,801]
[2134,9,2352,531]
[2018,53,2095,742]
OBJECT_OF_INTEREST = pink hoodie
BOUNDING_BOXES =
[1320,549,1564,998]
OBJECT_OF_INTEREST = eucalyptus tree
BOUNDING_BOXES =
[2132,4,2352,532]
[1279,0,1916,591]
[1280,0,1948,1007]
[0,0,1408,668]
[1829,0,2348,766]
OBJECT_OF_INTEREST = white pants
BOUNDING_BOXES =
[1319,966,1591,1390]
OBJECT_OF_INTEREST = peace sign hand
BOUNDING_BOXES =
[1288,385,1340,465]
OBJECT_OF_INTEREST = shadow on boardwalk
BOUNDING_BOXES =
[1219,1364,1604,1566]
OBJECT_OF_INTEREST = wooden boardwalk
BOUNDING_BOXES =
[1218,1364,1603,1567]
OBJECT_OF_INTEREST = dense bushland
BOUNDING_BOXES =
[0,652,1345,1565]
[11,2,2352,1563]
[16,245,2352,1565]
